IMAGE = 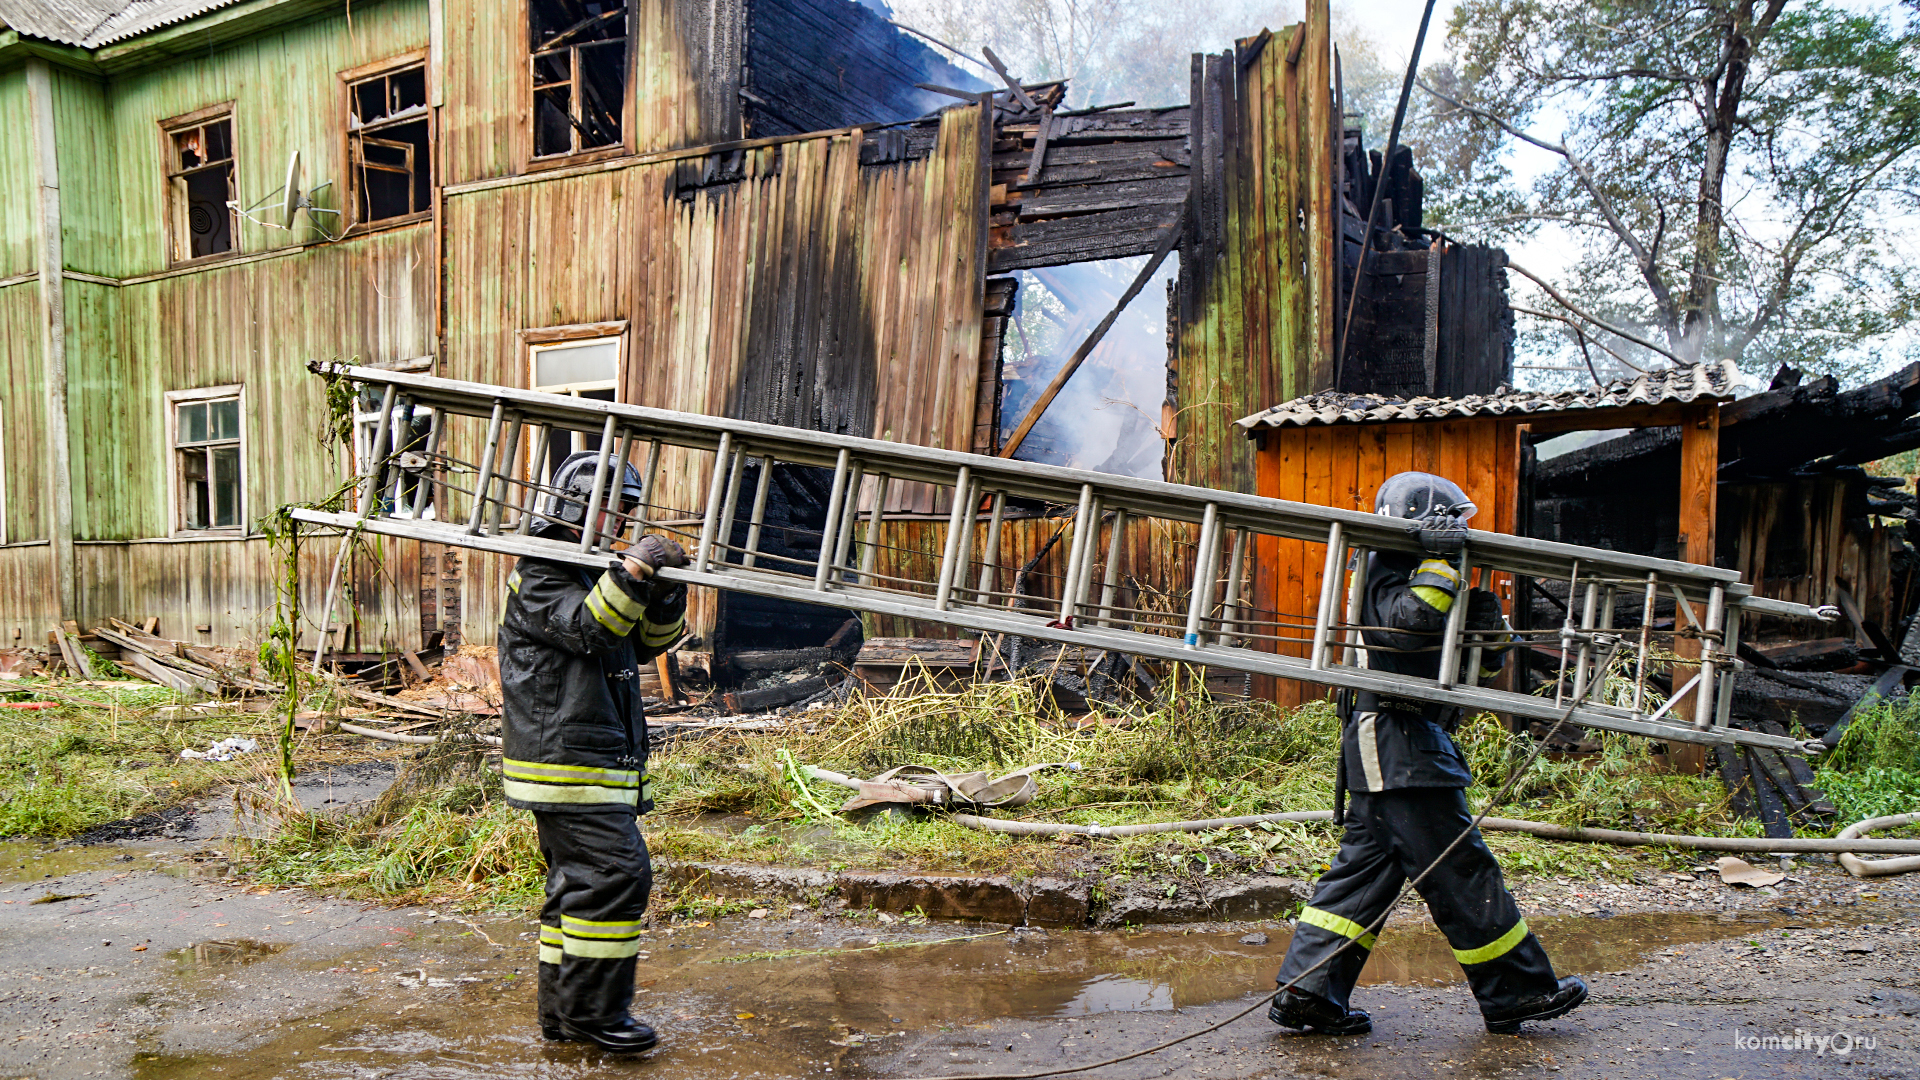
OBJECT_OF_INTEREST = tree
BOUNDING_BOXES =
[1414,0,1920,381]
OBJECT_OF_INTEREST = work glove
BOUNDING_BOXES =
[623,534,689,577]
[1414,511,1467,557]
[622,535,689,604]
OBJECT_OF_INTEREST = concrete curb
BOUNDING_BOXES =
[655,861,1309,927]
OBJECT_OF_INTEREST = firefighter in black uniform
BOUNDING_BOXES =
[500,451,688,1053]
[1270,471,1588,1037]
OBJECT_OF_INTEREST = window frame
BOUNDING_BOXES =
[340,52,434,235]
[521,0,635,170]
[165,385,248,538]
[159,102,240,266]
[521,321,627,474]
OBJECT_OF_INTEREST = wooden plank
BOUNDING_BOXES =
[1669,400,1720,772]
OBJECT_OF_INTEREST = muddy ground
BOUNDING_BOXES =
[2,782,1915,1080]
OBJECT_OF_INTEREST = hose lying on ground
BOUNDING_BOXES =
[1837,813,1920,877]
[338,721,502,747]
[946,808,1920,856]
[802,766,1920,857]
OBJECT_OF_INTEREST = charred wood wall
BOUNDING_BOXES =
[988,106,1191,272]
[445,108,989,645]
[1168,7,1338,495]
[742,0,979,136]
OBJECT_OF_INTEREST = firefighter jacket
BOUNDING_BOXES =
[1342,550,1508,793]
[499,556,685,815]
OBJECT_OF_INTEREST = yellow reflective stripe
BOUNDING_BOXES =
[1411,585,1456,612]
[562,916,645,938]
[538,943,563,964]
[507,569,523,594]
[1298,906,1377,951]
[593,573,647,621]
[503,778,640,806]
[640,615,684,647]
[503,758,640,787]
[562,935,641,959]
[1453,919,1529,966]
[1415,558,1459,582]
[585,588,637,636]
[539,925,563,944]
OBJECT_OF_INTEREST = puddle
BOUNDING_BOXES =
[0,839,229,888]
[170,938,293,973]
[130,908,1819,1079]
[0,839,134,885]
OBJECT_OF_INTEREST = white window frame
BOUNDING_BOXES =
[166,385,247,537]
[352,399,438,519]
[527,329,624,464]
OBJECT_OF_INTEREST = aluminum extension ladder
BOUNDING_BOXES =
[291,363,1835,755]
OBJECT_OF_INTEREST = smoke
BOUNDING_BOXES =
[999,255,1178,478]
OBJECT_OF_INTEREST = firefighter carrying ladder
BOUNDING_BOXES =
[292,363,1837,756]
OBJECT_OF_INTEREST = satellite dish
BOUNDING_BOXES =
[281,150,303,229]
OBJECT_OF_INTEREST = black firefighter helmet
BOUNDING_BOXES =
[1373,471,1477,525]
[531,450,646,537]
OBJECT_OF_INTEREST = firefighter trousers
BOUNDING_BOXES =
[1274,787,1558,1018]
[533,810,652,1029]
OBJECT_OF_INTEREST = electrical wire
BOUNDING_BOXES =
[883,641,1624,1080]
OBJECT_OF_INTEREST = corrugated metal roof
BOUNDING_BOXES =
[1234,360,1743,431]
[0,0,129,44]
[0,0,248,46]
[84,0,247,45]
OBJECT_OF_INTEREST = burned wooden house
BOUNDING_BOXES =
[1,0,1535,681]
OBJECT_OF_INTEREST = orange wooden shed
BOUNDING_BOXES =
[1234,363,1741,718]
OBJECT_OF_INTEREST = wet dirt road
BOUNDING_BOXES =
[0,838,1913,1080]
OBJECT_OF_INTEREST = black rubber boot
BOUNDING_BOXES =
[1268,988,1373,1035]
[557,1014,659,1053]
[1484,976,1588,1034]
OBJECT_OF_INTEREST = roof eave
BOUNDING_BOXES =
[91,0,341,74]
[0,30,103,74]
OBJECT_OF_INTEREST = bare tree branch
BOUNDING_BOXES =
[1510,305,1650,374]
[1420,78,1683,344]
[1506,261,1689,366]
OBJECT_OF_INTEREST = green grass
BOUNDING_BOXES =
[1814,698,1920,828]
[233,666,1771,912]
[0,680,312,838]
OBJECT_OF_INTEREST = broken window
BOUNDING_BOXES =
[530,336,621,469]
[353,397,436,517]
[348,63,432,224]
[999,257,1177,479]
[530,0,628,158]
[171,390,244,532]
[165,112,236,262]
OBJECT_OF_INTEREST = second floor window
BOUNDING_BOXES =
[166,111,236,261]
[530,0,628,158]
[349,63,432,223]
